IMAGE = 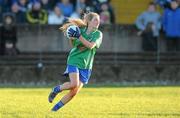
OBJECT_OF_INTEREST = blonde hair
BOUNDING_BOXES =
[59,12,99,32]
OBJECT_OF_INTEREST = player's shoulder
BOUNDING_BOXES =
[94,29,103,37]
[96,29,102,33]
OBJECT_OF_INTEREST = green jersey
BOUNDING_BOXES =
[67,27,103,69]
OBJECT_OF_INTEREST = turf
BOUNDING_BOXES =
[0,87,180,118]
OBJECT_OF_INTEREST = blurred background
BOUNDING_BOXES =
[0,0,180,86]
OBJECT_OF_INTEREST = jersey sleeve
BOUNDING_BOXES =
[92,31,103,48]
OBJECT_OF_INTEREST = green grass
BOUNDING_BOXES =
[0,87,180,118]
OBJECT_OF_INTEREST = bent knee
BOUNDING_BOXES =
[70,83,79,89]
[69,89,79,97]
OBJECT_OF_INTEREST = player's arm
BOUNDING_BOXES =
[67,27,101,49]
[79,36,96,49]
[79,32,103,49]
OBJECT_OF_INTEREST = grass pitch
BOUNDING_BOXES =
[0,86,180,118]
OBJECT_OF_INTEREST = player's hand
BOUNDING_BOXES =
[68,27,81,39]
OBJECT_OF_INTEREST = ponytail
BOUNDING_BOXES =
[59,18,87,32]
[59,12,99,32]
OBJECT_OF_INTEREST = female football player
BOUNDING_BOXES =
[48,12,103,111]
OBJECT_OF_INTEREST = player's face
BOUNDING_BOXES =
[89,16,100,28]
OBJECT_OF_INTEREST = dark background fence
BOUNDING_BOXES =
[16,24,167,52]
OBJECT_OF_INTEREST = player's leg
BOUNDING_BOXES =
[48,72,80,103]
[51,76,83,111]
[60,72,80,90]
[60,81,83,104]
